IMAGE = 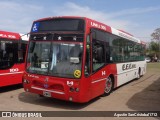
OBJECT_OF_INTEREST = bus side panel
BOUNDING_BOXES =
[90,64,117,99]
[0,64,25,87]
[0,73,23,87]
[139,61,147,75]
[116,68,138,86]
[116,61,146,87]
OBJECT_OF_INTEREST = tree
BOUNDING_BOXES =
[151,28,160,59]
[146,42,159,61]
[150,41,159,52]
[151,28,160,41]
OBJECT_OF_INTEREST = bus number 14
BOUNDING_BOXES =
[102,71,106,76]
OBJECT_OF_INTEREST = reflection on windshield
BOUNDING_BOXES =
[27,42,50,74]
[50,44,59,70]
[27,41,83,78]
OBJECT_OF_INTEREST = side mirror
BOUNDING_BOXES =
[29,42,35,53]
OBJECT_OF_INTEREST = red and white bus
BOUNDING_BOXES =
[0,30,28,87]
[23,16,146,103]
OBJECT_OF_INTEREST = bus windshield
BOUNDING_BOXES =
[0,40,27,70]
[0,40,17,69]
[27,41,83,78]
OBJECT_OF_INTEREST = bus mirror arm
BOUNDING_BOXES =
[20,32,30,38]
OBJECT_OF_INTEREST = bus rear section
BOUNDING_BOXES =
[0,31,28,87]
[23,16,146,103]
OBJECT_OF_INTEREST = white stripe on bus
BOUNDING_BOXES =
[0,71,24,76]
[92,78,106,84]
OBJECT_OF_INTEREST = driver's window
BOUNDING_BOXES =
[92,40,105,72]
[91,29,106,72]
[85,35,91,76]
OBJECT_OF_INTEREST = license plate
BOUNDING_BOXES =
[43,91,51,97]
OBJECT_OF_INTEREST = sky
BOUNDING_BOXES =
[0,0,160,42]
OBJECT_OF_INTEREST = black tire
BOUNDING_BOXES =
[103,76,113,96]
[137,68,141,79]
[39,95,44,97]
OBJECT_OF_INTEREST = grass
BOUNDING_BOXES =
[147,62,160,70]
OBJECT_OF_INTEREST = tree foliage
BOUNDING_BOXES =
[146,42,159,58]
[149,28,160,59]
[151,28,160,41]
[149,41,159,52]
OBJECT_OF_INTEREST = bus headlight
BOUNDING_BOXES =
[75,88,79,92]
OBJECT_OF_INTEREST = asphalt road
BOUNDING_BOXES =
[0,63,160,120]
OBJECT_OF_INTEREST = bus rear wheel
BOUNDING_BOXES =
[137,68,141,79]
[104,76,113,96]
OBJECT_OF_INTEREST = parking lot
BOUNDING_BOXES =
[0,63,160,119]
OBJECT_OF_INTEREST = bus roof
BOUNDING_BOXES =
[0,30,29,41]
[0,30,21,40]
[111,27,140,43]
[33,16,144,44]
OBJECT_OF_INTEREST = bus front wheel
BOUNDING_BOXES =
[104,76,113,96]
